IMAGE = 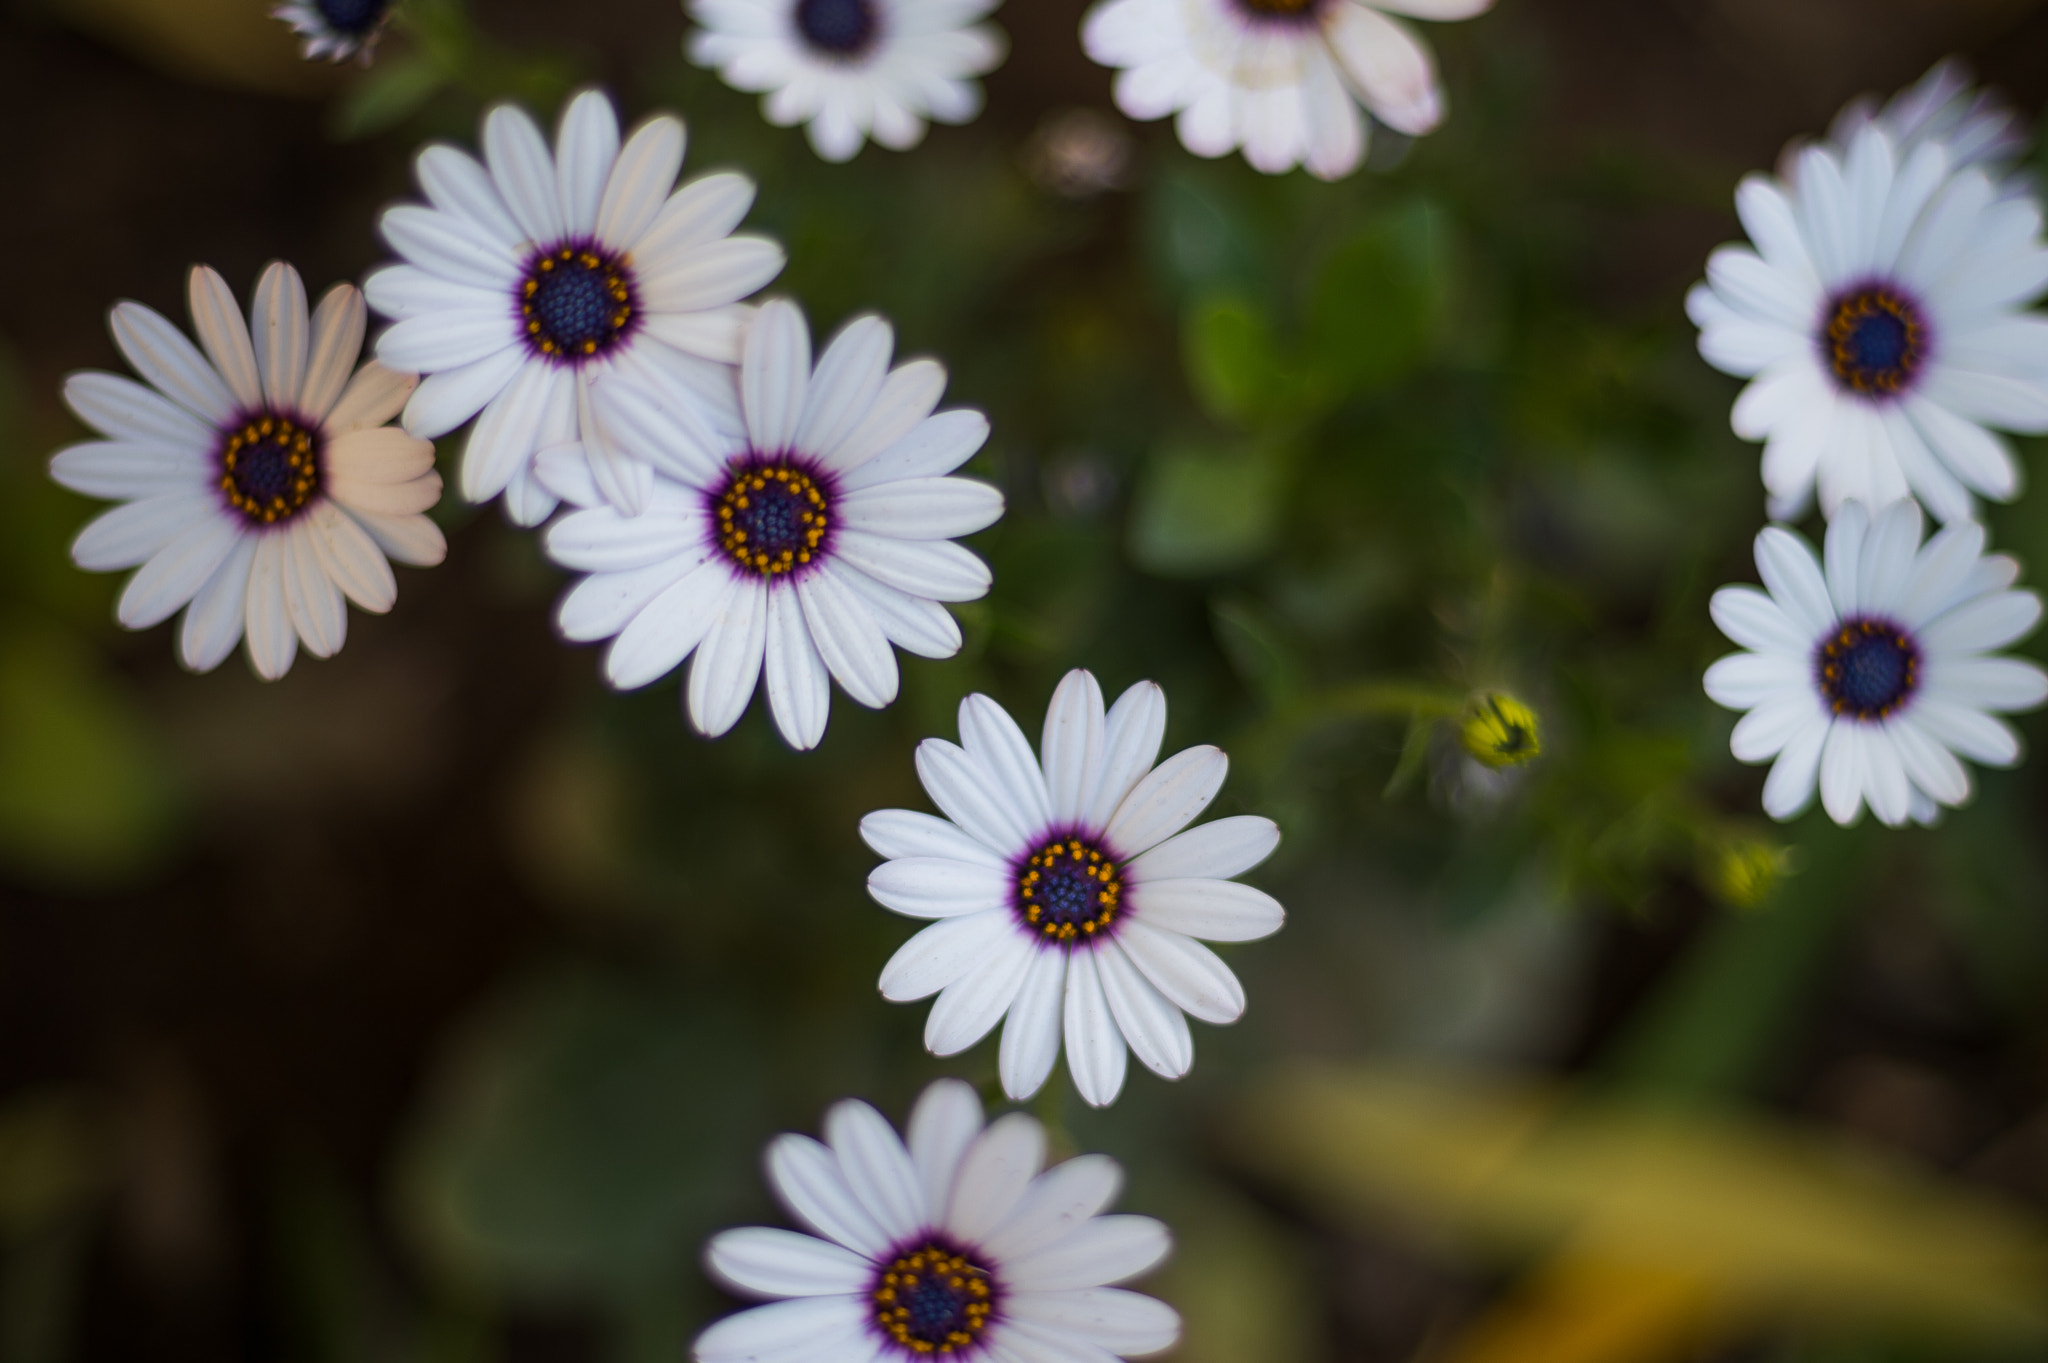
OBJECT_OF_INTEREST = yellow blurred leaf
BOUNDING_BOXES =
[1233,1064,2048,1342]
[48,0,345,97]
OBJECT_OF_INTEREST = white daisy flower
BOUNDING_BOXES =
[273,0,393,63]
[52,264,445,680]
[687,0,1007,163]
[1827,59,2030,184]
[863,670,1284,1108]
[1705,499,2047,828]
[1079,0,1493,181]
[696,1078,1180,1363]
[538,298,1001,749]
[366,88,786,525]
[1687,121,2048,525]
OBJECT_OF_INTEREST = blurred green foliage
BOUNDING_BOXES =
[6,3,2048,1361]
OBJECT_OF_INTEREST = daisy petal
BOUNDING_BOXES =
[925,935,1035,1056]
[1126,815,1278,882]
[1002,1216,1171,1294]
[687,578,769,737]
[1062,948,1128,1108]
[706,1227,872,1299]
[999,947,1068,1101]
[944,1112,1045,1245]
[1116,919,1243,1024]
[1095,942,1193,1080]
[860,810,1008,867]
[983,1155,1122,1264]
[766,1133,888,1257]
[694,1296,868,1363]
[1084,682,1167,830]
[908,1078,983,1228]
[868,858,1013,919]
[1104,746,1227,857]
[881,910,1016,1002]
[1129,879,1283,943]
[825,1099,924,1243]
[1003,1289,1181,1356]
[1042,670,1107,827]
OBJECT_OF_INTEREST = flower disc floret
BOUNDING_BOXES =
[1234,0,1321,20]
[520,243,636,362]
[871,1242,994,1354]
[795,0,880,55]
[711,459,832,577]
[220,413,320,524]
[1825,287,1926,396]
[1817,617,1920,719]
[1017,836,1123,942]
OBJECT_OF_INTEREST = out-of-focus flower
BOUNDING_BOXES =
[52,264,443,680]
[538,299,1000,750]
[686,0,1006,163]
[1704,499,2047,827]
[695,1079,1179,1363]
[1705,835,1795,909]
[1024,109,1135,198]
[1079,0,1492,181]
[366,88,785,524]
[1687,122,2048,525]
[1460,691,1540,768]
[1827,59,2030,186]
[273,0,393,64]
[863,670,1284,1107]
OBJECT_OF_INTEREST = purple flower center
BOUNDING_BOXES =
[219,412,320,525]
[1817,616,1921,720]
[795,0,879,56]
[1825,286,1926,397]
[1231,0,1324,22]
[871,1242,994,1355]
[520,244,635,363]
[1015,834,1123,943]
[711,458,834,578]
[314,0,387,35]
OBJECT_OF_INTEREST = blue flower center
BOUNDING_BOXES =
[1016,836,1122,943]
[219,414,320,525]
[521,245,634,362]
[1233,0,1321,19]
[872,1244,993,1354]
[1817,617,1920,720]
[314,0,387,35]
[713,461,833,577]
[1826,288,1925,396]
[795,0,878,55]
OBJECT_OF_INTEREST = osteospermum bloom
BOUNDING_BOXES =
[539,299,1001,749]
[1827,59,2029,184]
[687,0,1007,163]
[1687,122,2048,524]
[696,1079,1179,1363]
[1705,499,2047,827]
[273,0,393,63]
[1080,0,1492,181]
[52,264,444,679]
[367,88,785,523]
[864,670,1284,1107]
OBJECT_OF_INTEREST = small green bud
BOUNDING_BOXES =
[1460,692,1541,768]
[1708,837,1795,909]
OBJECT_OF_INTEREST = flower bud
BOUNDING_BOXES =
[1460,692,1541,768]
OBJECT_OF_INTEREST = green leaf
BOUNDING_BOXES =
[1307,197,1452,395]
[0,621,179,888]
[1128,442,1288,578]
[397,969,766,1301]
[1183,296,1290,426]
[328,52,449,140]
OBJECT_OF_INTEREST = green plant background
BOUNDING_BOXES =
[2,0,2048,1360]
